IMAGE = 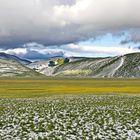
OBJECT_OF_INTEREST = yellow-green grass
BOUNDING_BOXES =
[0,78,140,98]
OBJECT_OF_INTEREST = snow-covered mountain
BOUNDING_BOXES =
[27,52,140,78]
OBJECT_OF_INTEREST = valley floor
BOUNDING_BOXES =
[0,95,140,139]
[0,78,140,98]
[0,79,140,139]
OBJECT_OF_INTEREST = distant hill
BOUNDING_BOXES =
[27,52,140,78]
[27,57,66,76]
[0,52,139,78]
[0,59,42,78]
[0,52,31,65]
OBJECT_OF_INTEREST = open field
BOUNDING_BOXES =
[0,79,140,139]
[0,95,140,139]
[0,78,140,98]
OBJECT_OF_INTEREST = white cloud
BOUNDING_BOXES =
[0,48,27,55]
[64,43,140,56]
[0,42,139,59]
[0,42,64,60]
[23,42,64,55]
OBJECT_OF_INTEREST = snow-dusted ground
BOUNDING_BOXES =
[0,95,140,140]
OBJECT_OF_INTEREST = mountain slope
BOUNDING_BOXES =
[28,53,140,78]
[54,53,140,78]
[113,53,140,78]
[27,60,55,76]
[0,52,31,65]
[0,59,42,77]
[27,57,84,76]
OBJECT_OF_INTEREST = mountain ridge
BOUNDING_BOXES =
[0,52,139,78]
[27,52,140,78]
[0,53,43,77]
[0,52,31,65]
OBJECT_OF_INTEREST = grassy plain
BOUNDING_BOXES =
[0,78,140,139]
[0,78,140,98]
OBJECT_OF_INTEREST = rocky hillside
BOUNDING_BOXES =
[0,52,139,78]
[28,53,140,78]
[0,59,42,77]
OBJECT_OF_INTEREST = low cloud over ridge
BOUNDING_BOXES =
[0,43,64,60]
[0,42,139,60]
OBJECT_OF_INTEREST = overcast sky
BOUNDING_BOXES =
[0,0,140,59]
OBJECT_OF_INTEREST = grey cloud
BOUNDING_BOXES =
[120,39,131,45]
[22,50,64,60]
[133,46,140,50]
[120,29,140,44]
[129,30,140,43]
[0,0,140,48]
